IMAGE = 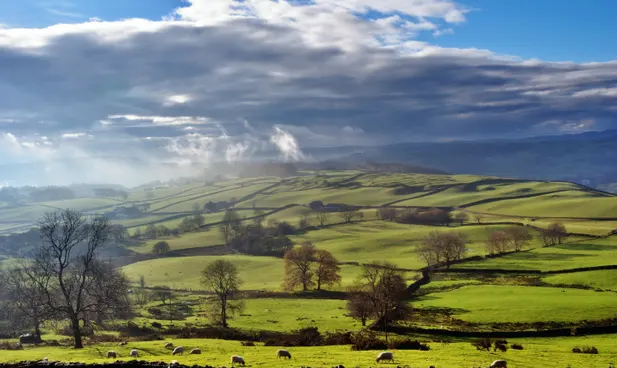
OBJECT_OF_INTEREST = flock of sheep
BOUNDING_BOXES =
[104,343,508,368]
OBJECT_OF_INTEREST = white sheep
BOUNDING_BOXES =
[231,355,245,366]
[190,348,201,355]
[172,346,184,356]
[490,360,507,368]
[42,358,48,362]
[168,360,179,368]
[376,351,394,363]
[165,342,174,349]
[130,349,139,358]
[119,341,128,346]
[106,351,117,359]
[277,349,292,359]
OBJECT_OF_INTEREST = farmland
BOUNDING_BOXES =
[1,170,617,367]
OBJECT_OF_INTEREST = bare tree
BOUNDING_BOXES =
[377,207,398,221]
[201,259,243,328]
[474,214,483,224]
[3,266,52,338]
[546,222,568,245]
[419,231,469,268]
[485,231,509,255]
[25,209,124,348]
[355,262,409,343]
[346,286,373,326]
[219,209,242,245]
[505,226,533,251]
[340,210,360,224]
[145,224,157,239]
[313,249,341,290]
[454,212,468,225]
[314,211,329,226]
[283,242,316,291]
[154,286,174,323]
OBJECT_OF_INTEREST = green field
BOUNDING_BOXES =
[415,285,617,324]
[453,236,617,271]
[291,222,542,270]
[3,336,617,368]
[543,270,617,291]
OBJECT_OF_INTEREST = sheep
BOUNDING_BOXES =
[42,358,48,363]
[277,349,292,359]
[119,341,128,346]
[172,346,184,356]
[168,360,179,368]
[190,348,201,355]
[106,351,117,359]
[490,360,507,368]
[130,349,139,358]
[231,355,246,366]
[165,342,174,349]
[376,351,394,363]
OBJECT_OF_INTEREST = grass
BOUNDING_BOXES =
[470,190,617,218]
[414,285,617,324]
[0,205,54,222]
[3,336,617,368]
[291,222,542,270]
[122,254,367,291]
[230,298,357,332]
[453,236,617,271]
[40,198,125,211]
[129,230,226,254]
[543,270,617,291]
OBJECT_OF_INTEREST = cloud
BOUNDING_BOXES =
[0,0,615,185]
[62,132,88,139]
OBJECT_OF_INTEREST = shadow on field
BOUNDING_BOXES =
[552,242,616,252]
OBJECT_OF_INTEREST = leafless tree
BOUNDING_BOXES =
[24,209,127,348]
[314,211,329,226]
[377,207,398,221]
[2,266,52,338]
[201,259,243,328]
[419,231,470,267]
[346,286,373,326]
[545,222,568,245]
[505,226,533,251]
[154,286,174,323]
[485,231,510,255]
[340,210,361,224]
[474,214,483,224]
[454,212,468,225]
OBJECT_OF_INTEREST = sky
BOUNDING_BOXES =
[0,0,616,186]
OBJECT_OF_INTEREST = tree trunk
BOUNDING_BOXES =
[71,316,83,349]
[34,319,42,341]
[221,298,228,328]
[316,278,321,291]
[361,318,366,327]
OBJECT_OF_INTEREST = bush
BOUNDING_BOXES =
[151,322,162,329]
[472,338,492,351]
[0,341,23,351]
[152,241,171,254]
[241,341,255,347]
[388,339,430,351]
[510,343,524,350]
[572,347,582,353]
[350,331,387,351]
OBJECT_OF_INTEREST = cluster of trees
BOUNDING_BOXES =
[29,186,75,202]
[0,210,132,348]
[485,226,533,255]
[416,231,470,268]
[376,207,454,226]
[283,242,341,291]
[345,261,410,338]
[93,188,129,200]
[541,222,568,246]
[219,209,295,256]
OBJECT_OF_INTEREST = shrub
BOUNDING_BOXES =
[572,346,597,354]
[350,331,387,351]
[472,338,492,351]
[241,341,255,347]
[510,343,524,350]
[494,342,508,352]
[0,341,23,351]
[388,339,430,351]
[151,322,162,329]
[572,347,582,353]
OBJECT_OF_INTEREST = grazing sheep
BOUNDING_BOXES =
[119,341,128,346]
[107,351,117,359]
[168,360,179,368]
[277,349,292,359]
[376,351,394,363]
[231,355,246,366]
[190,348,201,355]
[490,360,507,368]
[172,346,184,356]
[165,342,174,349]
[42,358,48,362]
[130,349,139,358]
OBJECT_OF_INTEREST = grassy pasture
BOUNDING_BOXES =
[121,255,366,291]
[414,285,617,324]
[453,236,617,271]
[0,205,57,222]
[543,270,617,291]
[469,191,617,218]
[153,184,273,213]
[40,197,125,211]
[290,222,542,270]
[3,336,617,368]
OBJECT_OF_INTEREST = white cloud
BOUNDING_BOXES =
[164,94,192,106]
[270,126,304,162]
[108,115,214,126]
[62,132,87,139]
